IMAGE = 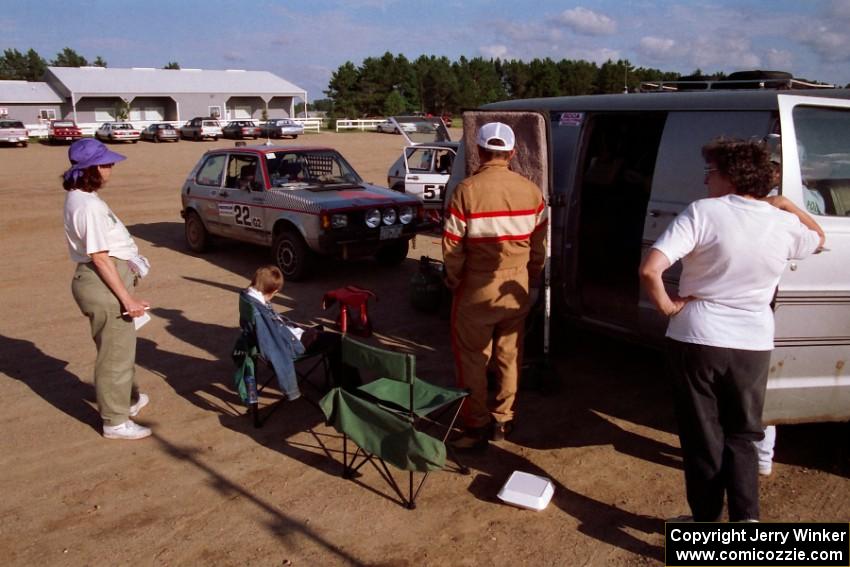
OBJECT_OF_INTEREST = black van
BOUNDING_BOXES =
[447,84,850,425]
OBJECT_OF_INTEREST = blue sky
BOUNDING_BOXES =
[3,0,850,100]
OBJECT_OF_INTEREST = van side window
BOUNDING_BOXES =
[651,111,771,207]
[225,155,260,190]
[792,106,850,217]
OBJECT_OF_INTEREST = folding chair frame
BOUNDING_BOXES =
[334,337,469,509]
[249,350,330,428]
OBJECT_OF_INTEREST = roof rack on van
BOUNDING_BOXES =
[639,71,835,92]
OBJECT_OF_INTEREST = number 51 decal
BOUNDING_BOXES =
[423,184,445,201]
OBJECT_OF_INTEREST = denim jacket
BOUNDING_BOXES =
[240,291,305,400]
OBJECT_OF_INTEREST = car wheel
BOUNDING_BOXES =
[272,229,311,281]
[21,141,28,148]
[184,211,210,252]
[291,135,298,139]
[375,238,409,266]
[213,136,219,141]
[153,135,160,143]
[132,140,138,144]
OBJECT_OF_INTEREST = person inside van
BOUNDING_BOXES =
[639,138,824,522]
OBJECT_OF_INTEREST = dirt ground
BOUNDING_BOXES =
[0,131,847,567]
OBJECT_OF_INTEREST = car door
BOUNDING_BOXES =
[189,153,228,234]
[403,146,453,210]
[765,94,850,423]
[219,154,267,244]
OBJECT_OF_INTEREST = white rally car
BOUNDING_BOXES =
[385,116,456,223]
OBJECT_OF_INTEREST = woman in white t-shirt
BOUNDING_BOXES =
[639,138,824,522]
[63,138,152,441]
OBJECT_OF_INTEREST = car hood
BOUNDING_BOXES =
[267,182,419,211]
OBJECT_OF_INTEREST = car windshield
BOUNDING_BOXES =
[0,121,24,128]
[203,121,220,127]
[267,150,362,189]
[157,124,171,129]
[114,123,132,129]
[54,121,75,127]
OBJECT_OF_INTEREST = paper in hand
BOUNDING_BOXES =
[134,311,151,331]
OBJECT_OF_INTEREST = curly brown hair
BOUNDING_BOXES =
[701,137,773,198]
[62,166,105,192]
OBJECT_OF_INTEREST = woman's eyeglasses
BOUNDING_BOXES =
[703,166,718,176]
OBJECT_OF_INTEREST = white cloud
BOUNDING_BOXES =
[553,7,616,36]
[796,24,850,62]
[764,48,793,70]
[637,36,679,60]
[479,44,510,59]
[691,36,760,70]
[828,0,850,19]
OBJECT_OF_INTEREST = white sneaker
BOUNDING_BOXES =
[758,464,773,476]
[103,420,151,440]
[129,393,149,417]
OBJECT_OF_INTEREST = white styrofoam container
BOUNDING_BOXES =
[497,471,554,511]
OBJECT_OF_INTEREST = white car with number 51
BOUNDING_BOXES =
[385,116,456,223]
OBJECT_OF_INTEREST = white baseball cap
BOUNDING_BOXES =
[477,122,515,152]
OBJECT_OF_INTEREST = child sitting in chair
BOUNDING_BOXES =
[241,265,356,400]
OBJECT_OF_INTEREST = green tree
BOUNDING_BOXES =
[163,61,180,70]
[383,89,407,116]
[0,48,47,81]
[93,55,107,67]
[324,61,360,117]
[51,47,89,67]
[557,59,597,96]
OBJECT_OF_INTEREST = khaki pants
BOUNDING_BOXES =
[451,266,530,429]
[71,260,138,426]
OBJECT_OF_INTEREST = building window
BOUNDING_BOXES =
[39,109,57,121]
[208,106,221,119]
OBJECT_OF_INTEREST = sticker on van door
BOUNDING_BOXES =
[558,112,583,127]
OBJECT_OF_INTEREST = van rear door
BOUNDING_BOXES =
[765,94,850,423]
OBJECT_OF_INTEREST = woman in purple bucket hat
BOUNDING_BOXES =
[62,138,153,440]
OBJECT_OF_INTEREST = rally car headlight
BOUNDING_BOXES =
[398,205,414,225]
[382,208,397,226]
[331,214,348,228]
[365,208,381,228]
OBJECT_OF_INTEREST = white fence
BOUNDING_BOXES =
[335,118,385,132]
[23,117,323,138]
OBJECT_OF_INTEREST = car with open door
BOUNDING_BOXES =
[181,144,433,280]
[448,79,850,425]
[386,116,456,223]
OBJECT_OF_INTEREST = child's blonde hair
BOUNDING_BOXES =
[250,265,283,295]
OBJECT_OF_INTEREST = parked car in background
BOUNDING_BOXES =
[95,122,141,143]
[0,120,29,147]
[180,144,433,280]
[141,123,179,143]
[48,120,83,144]
[376,119,417,134]
[222,120,261,139]
[180,117,222,141]
[258,118,304,139]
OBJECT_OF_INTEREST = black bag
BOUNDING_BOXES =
[410,256,446,313]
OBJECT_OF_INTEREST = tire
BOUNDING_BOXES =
[375,238,409,266]
[291,134,298,139]
[272,229,312,281]
[184,211,210,252]
[213,136,219,141]
[21,142,28,148]
[153,135,160,143]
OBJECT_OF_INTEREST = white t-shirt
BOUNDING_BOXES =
[653,194,820,350]
[64,189,139,263]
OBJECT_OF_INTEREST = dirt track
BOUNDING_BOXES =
[0,132,847,566]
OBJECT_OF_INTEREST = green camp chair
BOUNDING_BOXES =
[318,336,469,509]
[233,295,329,428]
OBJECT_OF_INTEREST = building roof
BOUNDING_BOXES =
[0,81,64,103]
[45,66,305,98]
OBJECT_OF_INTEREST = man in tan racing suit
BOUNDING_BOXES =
[442,122,547,451]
